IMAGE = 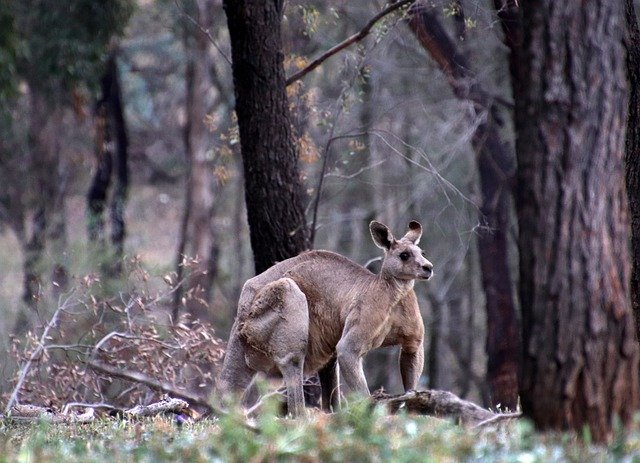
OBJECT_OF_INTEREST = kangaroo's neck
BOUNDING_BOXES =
[375,272,415,306]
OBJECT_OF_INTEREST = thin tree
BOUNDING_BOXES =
[406,2,519,410]
[173,0,219,322]
[223,0,310,274]
[514,1,639,441]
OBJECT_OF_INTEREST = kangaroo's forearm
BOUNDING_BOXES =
[399,343,424,391]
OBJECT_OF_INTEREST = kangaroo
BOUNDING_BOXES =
[215,221,433,416]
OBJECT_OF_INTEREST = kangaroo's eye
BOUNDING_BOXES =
[421,251,426,257]
[399,252,410,261]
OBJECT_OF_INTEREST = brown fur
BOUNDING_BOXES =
[216,221,433,416]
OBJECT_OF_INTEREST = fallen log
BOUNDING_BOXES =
[373,390,520,427]
[3,396,190,423]
[4,404,96,424]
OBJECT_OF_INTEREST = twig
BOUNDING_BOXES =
[5,291,75,413]
[286,0,415,86]
[175,0,232,66]
[244,388,286,416]
[473,411,521,428]
[310,104,344,246]
[62,402,116,414]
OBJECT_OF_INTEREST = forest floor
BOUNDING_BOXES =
[0,399,636,462]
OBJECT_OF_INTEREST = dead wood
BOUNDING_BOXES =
[87,360,215,413]
[373,390,520,427]
[3,396,191,424]
[4,404,96,424]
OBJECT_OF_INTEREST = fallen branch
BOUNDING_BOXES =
[286,0,414,86]
[373,390,520,427]
[5,404,95,424]
[4,396,191,423]
[87,360,215,413]
[125,396,189,418]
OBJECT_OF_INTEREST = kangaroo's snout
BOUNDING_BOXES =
[421,262,433,280]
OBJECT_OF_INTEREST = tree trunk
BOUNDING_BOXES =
[514,1,639,441]
[406,2,519,410]
[87,52,129,275]
[624,0,640,341]
[223,0,310,275]
[17,89,63,331]
[107,54,129,274]
[174,0,218,322]
[87,103,112,245]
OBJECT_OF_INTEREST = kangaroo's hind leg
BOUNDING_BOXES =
[240,277,309,417]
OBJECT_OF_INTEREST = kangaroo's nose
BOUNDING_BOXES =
[422,263,433,275]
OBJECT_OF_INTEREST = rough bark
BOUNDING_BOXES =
[625,0,640,341]
[514,1,639,441]
[406,2,519,410]
[173,0,219,322]
[223,0,310,275]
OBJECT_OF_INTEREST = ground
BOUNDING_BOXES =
[0,399,634,462]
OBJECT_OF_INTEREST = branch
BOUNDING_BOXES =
[5,291,76,413]
[87,360,214,413]
[373,390,519,426]
[406,3,513,110]
[286,0,415,86]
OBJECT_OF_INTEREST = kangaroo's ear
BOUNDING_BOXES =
[402,221,422,244]
[370,221,394,250]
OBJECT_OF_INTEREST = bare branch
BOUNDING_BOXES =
[87,360,214,412]
[286,0,415,86]
[5,291,75,413]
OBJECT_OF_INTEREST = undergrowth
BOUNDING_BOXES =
[0,398,637,463]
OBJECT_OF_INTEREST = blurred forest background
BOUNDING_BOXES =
[0,0,639,442]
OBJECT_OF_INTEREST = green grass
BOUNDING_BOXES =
[0,400,634,463]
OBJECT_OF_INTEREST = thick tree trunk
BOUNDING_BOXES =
[624,0,640,341]
[406,2,519,410]
[514,1,639,441]
[174,0,218,322]
[223,0,310,275]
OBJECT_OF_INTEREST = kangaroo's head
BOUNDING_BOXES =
[370,220,433,281]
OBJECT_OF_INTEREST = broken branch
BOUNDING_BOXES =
[373,390,519,427]
[286,0,414,86]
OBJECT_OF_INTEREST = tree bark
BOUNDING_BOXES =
[87,52,129,275]
[406,2,519,410]
[223,0,310,275]
[514,1,639,442]
[174,0,219,322]
[624,0,640,341]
